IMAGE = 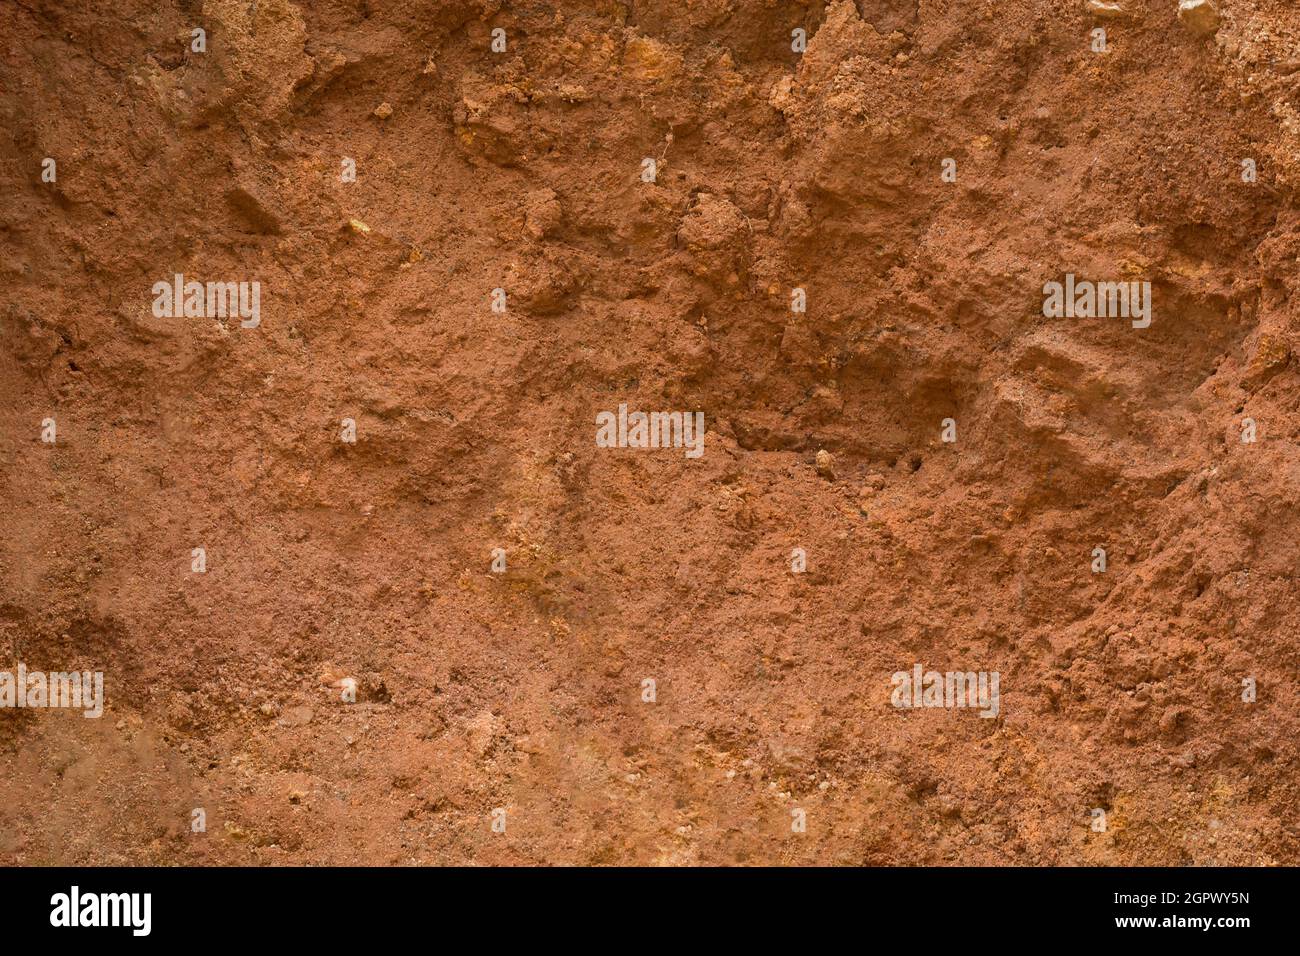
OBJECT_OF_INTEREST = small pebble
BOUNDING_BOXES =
[815,448,835,480]
[1085,0,1129,18]
[1178,0,1220,36]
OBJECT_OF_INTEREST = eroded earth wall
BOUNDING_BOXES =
[1,0,1297,865]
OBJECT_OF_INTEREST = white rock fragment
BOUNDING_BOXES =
[1084,1,1129,18]
[1178,0,1220,36]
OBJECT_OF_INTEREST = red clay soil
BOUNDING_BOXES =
[1,0,1298,865]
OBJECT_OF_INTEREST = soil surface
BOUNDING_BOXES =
[2,0,1298,865]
